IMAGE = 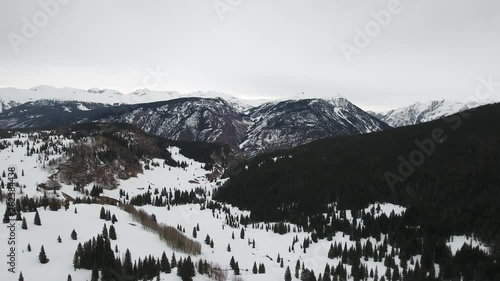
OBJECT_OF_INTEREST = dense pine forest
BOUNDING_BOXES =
[216,103,500,280]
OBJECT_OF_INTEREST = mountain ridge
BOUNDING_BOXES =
[374,99,495,127]
[0,94,389,157]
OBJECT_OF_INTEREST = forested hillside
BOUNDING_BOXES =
[216,103,500,280]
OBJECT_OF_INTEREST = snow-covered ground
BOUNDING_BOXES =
[446,235,490,255]
[0,131,489,281]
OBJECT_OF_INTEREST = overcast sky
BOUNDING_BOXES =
[0,0,499,111]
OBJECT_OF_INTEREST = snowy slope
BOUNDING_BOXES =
[0,130,490,281]
[0,86,124,111]
[0,86,262,113]
[376,99,492,128]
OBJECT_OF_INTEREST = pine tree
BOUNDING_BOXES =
[234,262,240,275]
[100,207,106,219]
[192,227,197,238]
[285,266,292,281]
[67,274,72,281]
[230,256,235,269]
[100,224,107,238]
[240,228,245,239]
[27,244,31,252]
[71,229,77,240]
[124,249,133,273]
[39,245,49,264]
[161,251,171,273]
[295,259,300,278]
[179,256,195,281]
[21,217,27,229]
[3,206,11,223]
[253,262,258,274]
[34,210,41,226]
[259,263,266,274]
[171,253,177,268]
[328,243,334,259]
[109,225,117,240]
[18,272,24,281]
[198,259,203,275]
[210,239,214,248]
[227,243,231,252]
[177,258,184,276]
[280,258,284,268]
[73,251,79,269]
[57,235,62,243]
[112,214,117,224]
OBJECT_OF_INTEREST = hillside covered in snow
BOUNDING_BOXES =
[0,117,497,281]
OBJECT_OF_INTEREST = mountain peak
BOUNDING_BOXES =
[376,99,494,127]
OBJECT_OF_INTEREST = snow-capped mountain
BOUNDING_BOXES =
[375,99,488,128]
[241,97,390,156]
[0,86,260,113]
[0,93,389,157]
[90,98,251,148]
[0,86,124,112]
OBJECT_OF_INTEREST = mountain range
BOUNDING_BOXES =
[0,86,497,157]
[371,99,489,127]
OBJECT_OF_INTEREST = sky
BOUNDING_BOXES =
[0,0,499,111]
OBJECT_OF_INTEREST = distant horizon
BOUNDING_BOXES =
[0,83,494,113]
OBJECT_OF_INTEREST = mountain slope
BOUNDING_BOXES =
[0,100,111,128]
[376,100,483,127]
[216,102,500,243]
[0,95,390,157]
[241,98,390,156]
